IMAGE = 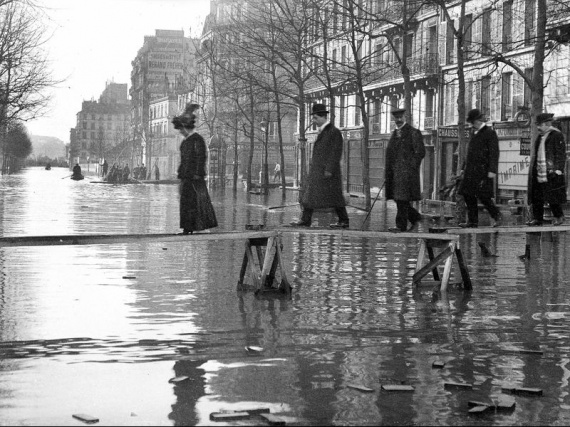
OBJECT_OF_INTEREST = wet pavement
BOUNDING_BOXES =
[1,167,570,425]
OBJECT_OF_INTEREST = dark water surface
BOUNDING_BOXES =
[1,167,570,426]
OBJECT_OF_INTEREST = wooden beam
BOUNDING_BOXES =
[433,225,570,235]
[0,231,279,248]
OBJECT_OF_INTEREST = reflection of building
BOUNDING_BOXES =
[130,29,198,170]
[70,82,130,165]
[148,95,179,179]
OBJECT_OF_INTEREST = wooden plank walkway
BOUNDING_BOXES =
[432,224,570,235]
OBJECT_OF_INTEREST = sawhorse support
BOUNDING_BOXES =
[413,237,472,292]
[237,232,292,295]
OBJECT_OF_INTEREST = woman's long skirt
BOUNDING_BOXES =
[179,178,218,232]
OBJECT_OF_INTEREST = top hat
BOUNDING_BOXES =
[536,112,554,125]
[391,107,406,116]
[466,108,484,123]
[311,103,329,115]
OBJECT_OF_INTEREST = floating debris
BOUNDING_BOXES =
[168,376,189,384]
[518,349,544,355]
[347,384,375,392]
[72,413,99,424]
[468,405,491,415]
[495,396,516,411]
[381,384,415,392]
[260,413,287,425]
[210,412,250,422]
[467,400,492,408]
[432,361,446,369]
[245,346,264,352]
[122,276,136,279]
[444,382,473,390]
[501,386,543,396]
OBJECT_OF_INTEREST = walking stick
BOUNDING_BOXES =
[359,181,385,230]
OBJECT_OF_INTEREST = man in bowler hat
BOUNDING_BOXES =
[457,108,502,228]
[291,103,349,228]
[384,107,426,231]
[527,113,566,226]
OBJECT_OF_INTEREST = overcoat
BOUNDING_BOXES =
[385,123,425,201]
[301,123,346,209]
[178,132,217,232]
[528,127,567,205]
[457,125,499,198]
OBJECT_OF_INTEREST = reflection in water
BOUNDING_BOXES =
[1,168,570,425]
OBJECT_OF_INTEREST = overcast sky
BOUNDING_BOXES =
[27,0,211,142]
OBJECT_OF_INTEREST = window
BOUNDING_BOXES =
[524,0,535,47]
[482,9,492,55]
[446,21,454,64]
[502,1,513,52]
[341,46,347,64]
[332,48,337,69]
[355,96,361,126]
[373,98,381,124]
[404,33,413,58]
[425,90,434,118]
[501,72,512,121]
[523,67,533,107]
[466,80,473,112]
[480,76,491,118]
[339,96,346,128]
[342,0,348,29]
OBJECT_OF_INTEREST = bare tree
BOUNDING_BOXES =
[0,1,58,173]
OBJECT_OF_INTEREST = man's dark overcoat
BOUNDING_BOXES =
[301,123,346,209]
[385,123,425,201]
[457,125,499,198]
[528,127,567,205]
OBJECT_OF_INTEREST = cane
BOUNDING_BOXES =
[359,181,385,230]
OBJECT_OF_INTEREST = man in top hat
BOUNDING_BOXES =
[291,103,349,228]
[456,108,502,228]
[384,107,426,232]
[527,112,566,226]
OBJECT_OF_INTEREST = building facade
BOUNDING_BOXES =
[148,95,179,180]
[70,82,130,167]
[130,29,198,173]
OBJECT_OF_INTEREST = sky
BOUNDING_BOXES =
[27,0,211,142]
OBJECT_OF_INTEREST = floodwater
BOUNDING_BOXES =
[1,167,570,426]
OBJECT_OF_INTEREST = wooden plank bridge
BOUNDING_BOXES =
[0,224,568,295]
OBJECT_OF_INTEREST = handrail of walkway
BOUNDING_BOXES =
[0,228,458,248]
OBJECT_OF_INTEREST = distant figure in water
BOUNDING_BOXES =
[71,163,84,180]
[45,163,51,170]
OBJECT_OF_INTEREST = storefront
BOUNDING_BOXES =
[436,126,470,193]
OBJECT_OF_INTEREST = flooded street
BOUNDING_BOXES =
[1,167,570,426]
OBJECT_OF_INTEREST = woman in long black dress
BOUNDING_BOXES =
[172,103,218,235]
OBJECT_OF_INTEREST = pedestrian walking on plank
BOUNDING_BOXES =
[457,108,502,228]
[384,107,425,232]
[526,112,566,226]
[290,103,349,229]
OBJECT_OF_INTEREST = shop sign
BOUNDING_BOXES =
[519,137,531,155]
[437,126,470,139]
[498,148,531,190]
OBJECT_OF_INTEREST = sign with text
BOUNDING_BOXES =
[519,137,531,156]
[498,144,531,190]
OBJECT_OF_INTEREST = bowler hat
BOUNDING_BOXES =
[536,112,554,125]
[391,108,406,116]
[466,108,484,123]
[311,103,329,114]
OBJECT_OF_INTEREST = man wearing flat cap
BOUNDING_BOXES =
[384,107,425,231]
[457,108,502,228]
[527,113,566,226]
[291,103,349,228]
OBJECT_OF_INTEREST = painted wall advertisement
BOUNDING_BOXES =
[496,125,531,191]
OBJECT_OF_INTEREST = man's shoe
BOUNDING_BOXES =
[330,221,349,229]
[408,220,420,232]
[491,214,503,228]
[526,219,543,226]
[553,216,565,226]
[290,220,311,227]
[459,222,478,228]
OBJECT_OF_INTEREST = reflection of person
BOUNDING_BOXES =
[102,159,108,177]
[173,103,218,235]
[457,109,502,228]
[154,160,160,181]
[290,103,349,229]
[384,107,425,232]
[527,113,567,226]
[273,163,280,182]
